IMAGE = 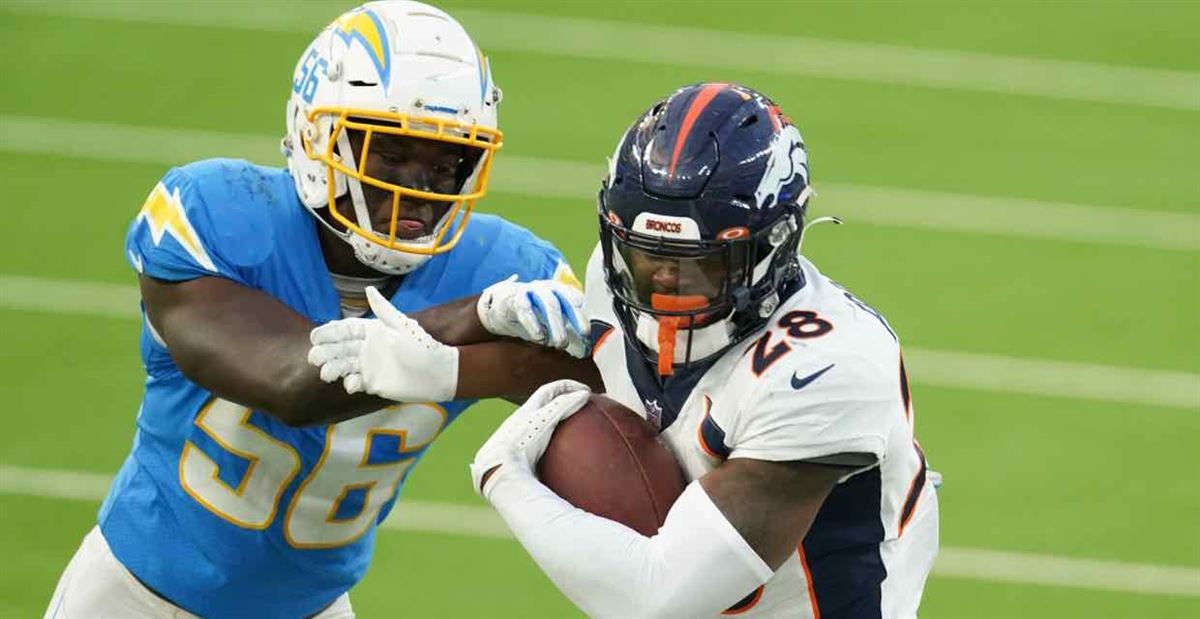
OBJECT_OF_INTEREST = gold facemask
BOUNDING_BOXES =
[302,106,502,255]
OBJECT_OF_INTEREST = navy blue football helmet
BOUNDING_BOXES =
[598,83,813,375]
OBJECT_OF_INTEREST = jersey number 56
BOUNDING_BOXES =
[179,399,445,549]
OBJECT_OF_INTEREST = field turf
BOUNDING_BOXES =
[1,1,1197,616]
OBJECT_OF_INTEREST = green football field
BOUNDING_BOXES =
[1,0,1197,616]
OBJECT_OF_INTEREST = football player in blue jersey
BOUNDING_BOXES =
[44,2,597,618]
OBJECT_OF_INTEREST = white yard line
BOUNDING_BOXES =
[902,348,1199,411]
[1,463,1196,598]
[3,0,1197,110]
[933,547,1200,599]
[3,115,1196,252]
[0,275,141,321]
[1,274,1197,411]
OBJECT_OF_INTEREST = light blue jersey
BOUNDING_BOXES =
[99,159,571,618]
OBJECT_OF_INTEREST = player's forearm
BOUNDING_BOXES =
[271,348,393,425]
[142,276,389,426]
[410,294,494,346]
[486,472,771,618]
[171,315,389,426]
[455,341,602,403]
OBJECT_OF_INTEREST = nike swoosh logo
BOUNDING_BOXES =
[791,363,835,390]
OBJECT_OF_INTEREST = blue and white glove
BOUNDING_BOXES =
[308,286,459,402]
[476,275,588,358]
[470,379,592,499]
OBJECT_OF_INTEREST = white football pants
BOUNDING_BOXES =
[45,526,354,618]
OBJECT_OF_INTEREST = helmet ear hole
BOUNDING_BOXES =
[731,287,752,312]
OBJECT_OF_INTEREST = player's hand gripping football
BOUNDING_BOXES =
[470,379,592,499]
[476,275,588,358]
[308,286,459,402]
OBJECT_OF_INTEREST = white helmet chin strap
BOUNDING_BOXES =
[346,235,430,275]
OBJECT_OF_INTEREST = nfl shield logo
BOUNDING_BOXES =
[643,399,664,430]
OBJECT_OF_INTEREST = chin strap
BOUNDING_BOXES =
[650,294,708,376]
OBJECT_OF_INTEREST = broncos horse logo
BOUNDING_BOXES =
[754,124,810,208]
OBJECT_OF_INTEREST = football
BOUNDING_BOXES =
[537,394,687,536]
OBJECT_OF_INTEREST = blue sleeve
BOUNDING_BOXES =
[124,162,273,284]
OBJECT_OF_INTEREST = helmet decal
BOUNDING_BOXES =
[668,82,728,177]
[755,126,809,208]
[631,213,700,240]
[333,8,392,89]
[475,45,489,105]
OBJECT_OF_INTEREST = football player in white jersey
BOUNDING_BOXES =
[470,83,940,618]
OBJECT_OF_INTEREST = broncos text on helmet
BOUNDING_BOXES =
[282,0,503,275]
[598,82,814,375]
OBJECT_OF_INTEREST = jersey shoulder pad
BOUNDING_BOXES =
[125,159,278,281]
[722,345,902,466]
[787,261,901,349]
[457,214,575,289]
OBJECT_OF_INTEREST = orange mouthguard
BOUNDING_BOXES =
[650,294,708,376]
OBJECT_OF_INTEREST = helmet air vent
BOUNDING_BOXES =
[415,50,468,62]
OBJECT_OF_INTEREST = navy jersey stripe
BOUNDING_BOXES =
[801,467,886,618]
[722,585,764,615]
[898,443,927,534]
[698,398,732,460]
[899,354,912,419]
[588,319,614,357]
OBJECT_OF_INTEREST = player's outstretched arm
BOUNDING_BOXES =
[143,275,599,425]
[383,286,601,402]
[473,387,850,618]
[141,275,392,426]
[455,340,601,403]
[308,285,600,405]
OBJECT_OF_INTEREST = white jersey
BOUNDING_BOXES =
[585,246,939,618]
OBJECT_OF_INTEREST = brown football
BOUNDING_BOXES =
[537,394,687,536]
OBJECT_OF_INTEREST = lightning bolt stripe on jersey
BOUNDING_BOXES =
[135,181,217,273]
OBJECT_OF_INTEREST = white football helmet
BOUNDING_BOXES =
[282,0,502,274]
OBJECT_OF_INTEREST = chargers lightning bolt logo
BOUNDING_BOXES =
[333,8,392,89]
[135,182,217,272]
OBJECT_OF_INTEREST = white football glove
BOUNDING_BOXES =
[308,286,459,403]
[470,379,592,499]
[477,275,588,358]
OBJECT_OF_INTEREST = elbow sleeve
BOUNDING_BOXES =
[490,476,772,618]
